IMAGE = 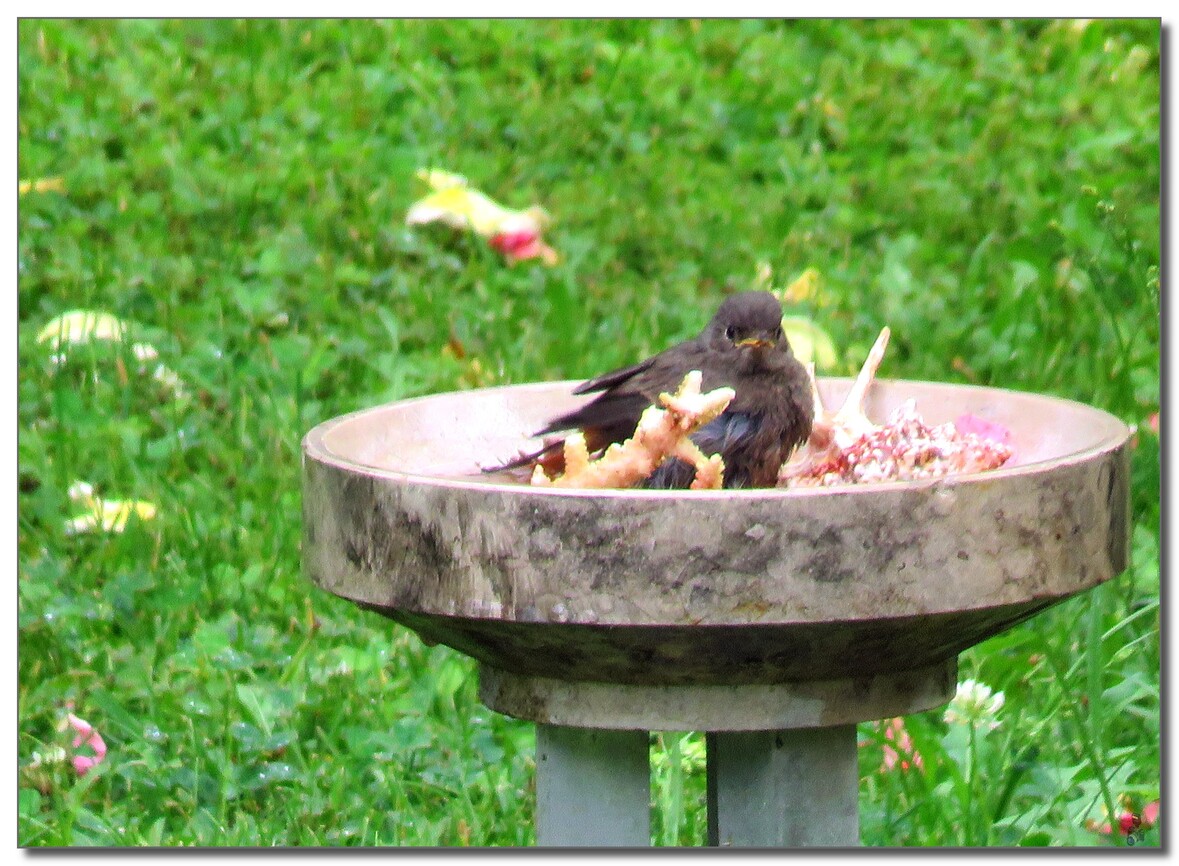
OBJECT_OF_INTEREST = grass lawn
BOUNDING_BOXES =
[18,19,1159,847]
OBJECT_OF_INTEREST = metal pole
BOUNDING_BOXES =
[706,726,859,847]
[534,724,651,847]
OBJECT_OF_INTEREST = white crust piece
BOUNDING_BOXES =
[530,371,735,490]
[779,327,1013,487]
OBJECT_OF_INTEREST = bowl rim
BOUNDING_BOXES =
[302,377,1131,501]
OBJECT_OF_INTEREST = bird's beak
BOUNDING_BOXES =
[737,337,773,350]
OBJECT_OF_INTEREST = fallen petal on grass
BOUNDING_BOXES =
[26,746,69,770]
[406,168,557,265]
[19,176,66,195]
[36,313,188,398]
[131,341,159,362]
[488,228,559,265]
[37,310,129,349]
[150,363,189,399]
[66,481,158,535]
[63,713,107,776]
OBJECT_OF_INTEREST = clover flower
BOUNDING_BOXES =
[943,679,1005,730]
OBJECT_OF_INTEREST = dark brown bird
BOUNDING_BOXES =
[497,291,814,489]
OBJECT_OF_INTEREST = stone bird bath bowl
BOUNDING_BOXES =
[302,378,1130,847]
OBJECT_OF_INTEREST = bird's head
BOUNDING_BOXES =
[705,291,791,359]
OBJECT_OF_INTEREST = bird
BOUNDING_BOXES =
[495,291,815,489]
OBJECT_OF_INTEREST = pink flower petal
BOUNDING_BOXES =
[488,231,559,265]
[490,231,541,260]
[879,717,923,773]
[1143,801,1160,827]
[67,712,107,776]
[488,229,537,254]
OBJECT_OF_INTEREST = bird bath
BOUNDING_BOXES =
[302,377,1130,847]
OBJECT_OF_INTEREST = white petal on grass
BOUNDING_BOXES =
[131,342,188,398]
[65,481,158,535]
[67,480,95,501]
[38,313,188,398]
[27,746,69,768]
[37,310,130,348]
[131,342,160,362]
[19,177,65,196]
[150,364,189,400]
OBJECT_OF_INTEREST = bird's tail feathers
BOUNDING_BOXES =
[482,438,564,475]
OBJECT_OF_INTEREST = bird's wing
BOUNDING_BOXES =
[534,391,653,438]
[571,356,658,395]
[536,344,702,438]
[537,339,716,440]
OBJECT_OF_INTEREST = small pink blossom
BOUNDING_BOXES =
[859,717,923,773]
[1085,798,1159,840]
[880,717,923,772]
[65,713,107,775]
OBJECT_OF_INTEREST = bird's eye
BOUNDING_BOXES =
[725,326,737,341]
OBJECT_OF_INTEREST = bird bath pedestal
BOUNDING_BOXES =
[302,378,1130,847]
